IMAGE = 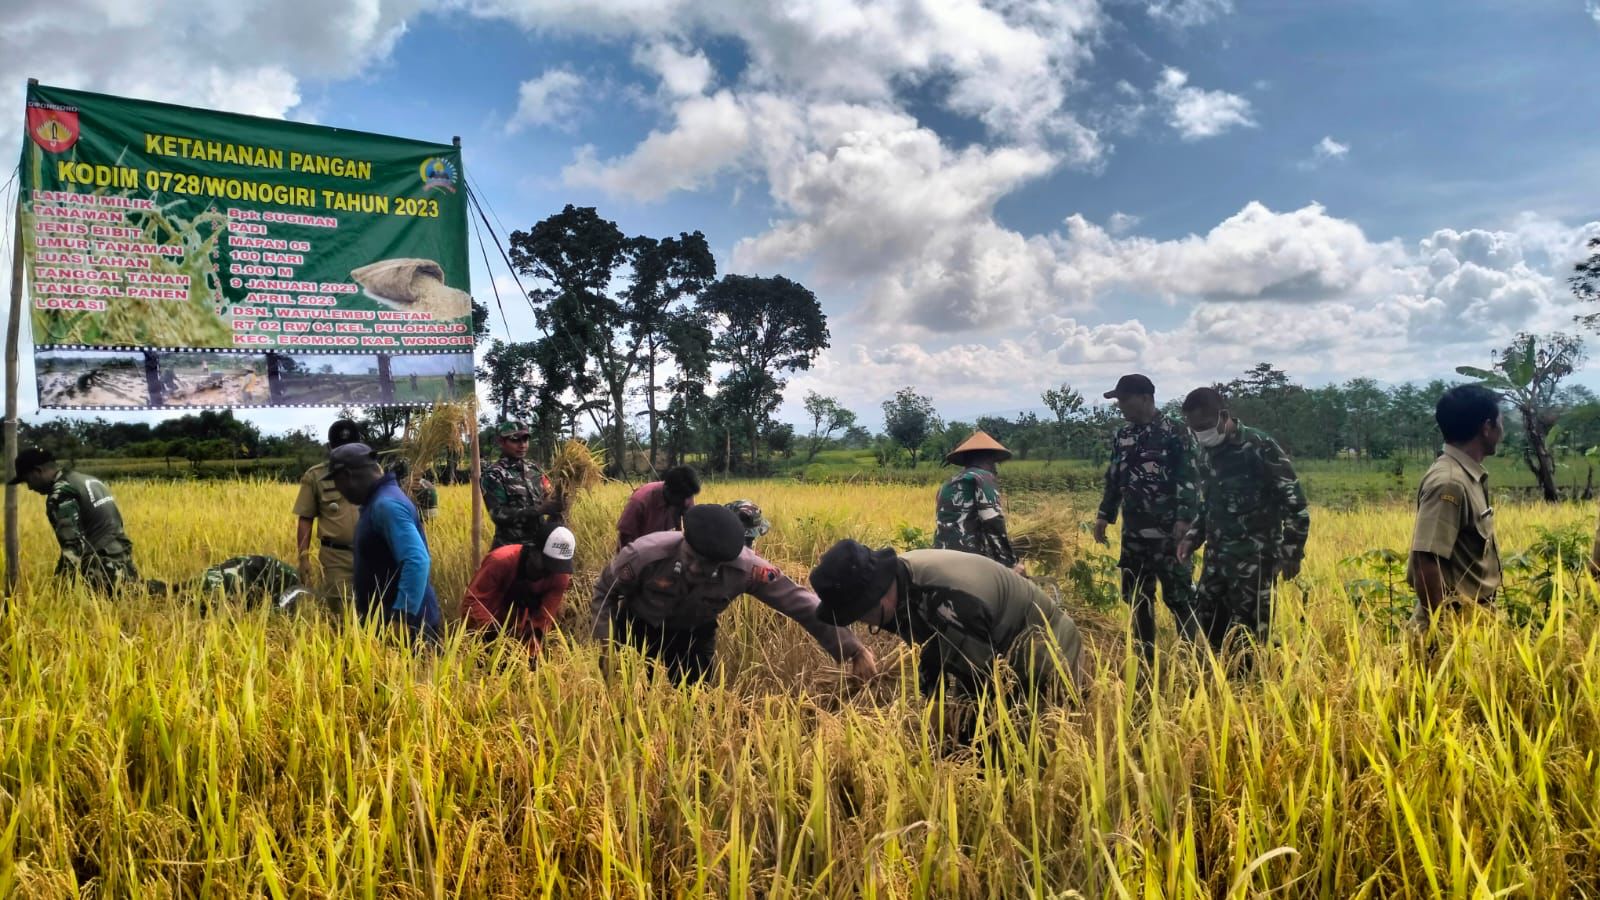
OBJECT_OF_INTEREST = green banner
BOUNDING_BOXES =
[18,84,475,409]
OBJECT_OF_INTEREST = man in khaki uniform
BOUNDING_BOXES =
[1408,385,1504,627]
[294,419,363,606]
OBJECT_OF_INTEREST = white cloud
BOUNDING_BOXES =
[563,90,753,200]
[507,68,586,132]
[1154,67,1256,141]
[1588,0,1600,27]
[466,0,1104,144]
[1297,135,1350,170]
[1146,0,1234,27]
[0,0,425,151]
[634,42,715,98]
[1107,211,1142,234]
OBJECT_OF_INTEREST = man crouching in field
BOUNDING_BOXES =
[1408,385,1504,629]
[810,542,1087,711]
[329,443,443,646]
[463,521,577,660]
[10,447,140,596]
[592,504,877,683]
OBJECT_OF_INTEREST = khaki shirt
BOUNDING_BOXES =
[1407,444,1500,606]
[293,463,358,548]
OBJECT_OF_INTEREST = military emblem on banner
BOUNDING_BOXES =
[27,103,79,153]
[420,156,458,193]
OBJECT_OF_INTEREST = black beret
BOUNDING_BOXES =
[682,504,745,563]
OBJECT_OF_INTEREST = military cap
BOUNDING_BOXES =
[725,499,771,541]
[810,539,899,626]
[1103,373,1156,400]
[7,447,55,484]
[682,504,746,563]
[496,421,531,439]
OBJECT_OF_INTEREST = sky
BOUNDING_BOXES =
[3,0,1600,436]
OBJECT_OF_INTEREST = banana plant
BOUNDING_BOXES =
[1457,332,1585,502]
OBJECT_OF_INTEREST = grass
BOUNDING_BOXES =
[2,479,1600,896]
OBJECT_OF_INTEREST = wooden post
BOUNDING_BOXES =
[453,136,481,563]
[5,85,33,599]
[468,403,482,563]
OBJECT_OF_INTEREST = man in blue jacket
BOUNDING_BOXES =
[329,442,443,645]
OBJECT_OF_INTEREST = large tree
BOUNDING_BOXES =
[700,274,830,471]
[508,205,715,476]
[1458,332,1586,502]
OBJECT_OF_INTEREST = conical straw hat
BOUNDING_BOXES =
[945,430,1013,466]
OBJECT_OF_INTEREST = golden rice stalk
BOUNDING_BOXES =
[395,399,472,491]
[547,438,606,513]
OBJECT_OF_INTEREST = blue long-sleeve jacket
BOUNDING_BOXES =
[354,473,441,635]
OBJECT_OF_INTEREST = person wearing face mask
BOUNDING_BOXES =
[1408,385,1504,630]
[590,504,878,683]
[1177,387,1310,673]
[1093,374,1203,665]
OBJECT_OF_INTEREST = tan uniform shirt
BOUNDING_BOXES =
[294,462,359,547]
[1407,444,1501,608]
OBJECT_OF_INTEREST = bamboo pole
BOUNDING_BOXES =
[3,80,34,601]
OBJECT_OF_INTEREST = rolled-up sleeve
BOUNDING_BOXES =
[748,565,863,662]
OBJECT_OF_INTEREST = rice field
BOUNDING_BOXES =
[3,478,1600,897]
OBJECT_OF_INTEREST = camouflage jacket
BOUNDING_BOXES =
[1097,416,1201,546]
[46,470,134,577]
[1188,421,1311,560]
[199,555,300,603]
[480,456,552,548]
[933,466,1017,567]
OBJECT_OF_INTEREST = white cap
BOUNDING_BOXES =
[541,525,576,573]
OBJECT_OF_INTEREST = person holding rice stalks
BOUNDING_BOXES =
[616,465,701,550]
[481,421,561,551]
[462,521,577,660]
[592,504,876,683]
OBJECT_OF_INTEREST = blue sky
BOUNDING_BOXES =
[4,0,1600,434]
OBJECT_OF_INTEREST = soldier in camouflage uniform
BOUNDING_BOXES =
[10,448,138,595]
[1178,388,1311,673]
[1094,374,1202,663]
[933,431,1020,571]
[481,421,559,551]
[197,555,305,610]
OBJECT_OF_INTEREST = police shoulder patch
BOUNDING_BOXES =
[753,564,781,585]
[1439,492,1460,505]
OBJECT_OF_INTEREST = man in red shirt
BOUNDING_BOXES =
[617,465,701,549]
[462,521,577,658]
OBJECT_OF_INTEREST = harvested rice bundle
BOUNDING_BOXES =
[351,258,472,320]
[547,439,605,512]
[1009,506,1077,575]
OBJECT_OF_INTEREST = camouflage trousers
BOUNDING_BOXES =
[1194,546,1281,672]
[61,550,140,596]
[1119,541,1198,660]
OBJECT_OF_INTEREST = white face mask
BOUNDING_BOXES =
[1192,422,1226,448]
